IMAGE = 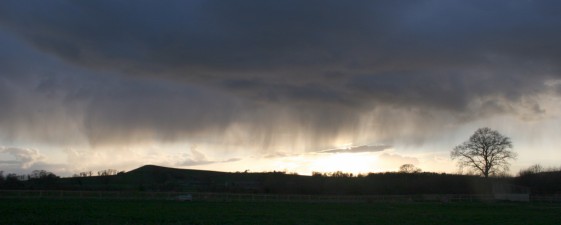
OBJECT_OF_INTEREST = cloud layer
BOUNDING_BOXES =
[0,147,45,169]
[0,0,561,161]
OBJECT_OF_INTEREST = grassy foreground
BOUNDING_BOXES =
[1,199,560,225]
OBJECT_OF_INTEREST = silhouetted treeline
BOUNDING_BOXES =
[261,172,497,195]
[72,169,124,177]
[0,170,59,190]
[0,167,497,195]
[514,165,561,195]
[2,165,561,195]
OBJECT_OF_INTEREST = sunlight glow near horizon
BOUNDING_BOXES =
[3,108,561,177]
[308,153,379,175]
[5,112,561,177]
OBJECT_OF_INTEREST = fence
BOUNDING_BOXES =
[0,190,558,203]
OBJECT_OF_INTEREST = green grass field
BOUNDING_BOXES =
[1,199,560,225]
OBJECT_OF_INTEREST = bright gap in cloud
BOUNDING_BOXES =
[308,153,379,175]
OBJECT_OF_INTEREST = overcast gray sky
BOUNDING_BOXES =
[1,0,560,176]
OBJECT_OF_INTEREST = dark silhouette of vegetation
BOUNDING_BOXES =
[515,164,561,195]
[518,164,544,176]
[98,169,119,176]
[2,164,561,196]
[73,171,93,177]
[27,170,58,180]
[0,166,496,195]
[311,171,354,178]
[399,164,421,173]
[451,127,517,178]
[25,170,60,189]
[1,173,26,189]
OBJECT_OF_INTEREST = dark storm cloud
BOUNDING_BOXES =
[1,0,560,112]
[78,78,245,145]
[1,0,561,148]
[0,28,249,146]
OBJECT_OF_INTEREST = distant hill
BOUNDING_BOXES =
[53,165,295,192]
[123,165,228,185]
[57,165,256,192]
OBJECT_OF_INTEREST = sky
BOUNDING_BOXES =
[1,0,561,177]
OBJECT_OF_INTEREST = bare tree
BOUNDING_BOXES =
[399,164,421,173]
[451,127,517,178]
[98,169,118,176]
[29,170,56,179]
[519,164,543,176]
